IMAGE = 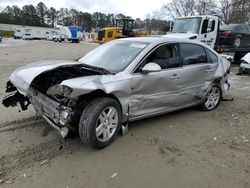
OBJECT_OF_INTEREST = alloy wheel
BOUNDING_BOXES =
[205,87,221,110]
[95,106,118,142]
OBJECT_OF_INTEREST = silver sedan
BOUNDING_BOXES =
[2,37,231,149]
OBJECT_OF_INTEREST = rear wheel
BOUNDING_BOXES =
[200,85,222,111]
[79,97,121,149]
[234,37,241,48]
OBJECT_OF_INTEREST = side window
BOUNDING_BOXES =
[201,19,208,34]
[241,25,249,32]
[201,19,215,33]
[206,49,218,63]
[236,25,248,32]
[180,43,207,65]
[247,25,250,32]
[135,44,180,72]
[108,31,113,38]
[207,20,215,33]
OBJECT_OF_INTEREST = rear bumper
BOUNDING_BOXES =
[239,63,250,74]
[218,36,234,46]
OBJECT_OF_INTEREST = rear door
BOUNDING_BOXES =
[179,43,218,104]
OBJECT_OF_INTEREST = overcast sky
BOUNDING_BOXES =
[0,0,168,19]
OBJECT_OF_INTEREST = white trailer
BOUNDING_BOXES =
[14,25,56,40]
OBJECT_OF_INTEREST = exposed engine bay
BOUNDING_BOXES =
[3,64,107,109]
[30,65,102,103]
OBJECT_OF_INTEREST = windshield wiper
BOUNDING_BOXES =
[80,63,114,75]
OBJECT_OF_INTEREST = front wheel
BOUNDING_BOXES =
[200,85,222,111]
[79,97,122,149]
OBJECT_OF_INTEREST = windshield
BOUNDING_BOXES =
[78,40,149,73]
[172,18,201,34]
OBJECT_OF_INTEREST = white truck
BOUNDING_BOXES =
[164,15,250,62]
[53,25,83,43]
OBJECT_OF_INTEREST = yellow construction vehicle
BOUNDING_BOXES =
[95,18,148,44]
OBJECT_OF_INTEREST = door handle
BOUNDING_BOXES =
[170,74,180,79]
[205,68,214,73]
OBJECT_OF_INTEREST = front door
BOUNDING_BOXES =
[129,43,184,118]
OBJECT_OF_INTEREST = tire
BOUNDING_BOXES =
[200,84,222,111]
[234,37,241,48]
[79,97,122,149]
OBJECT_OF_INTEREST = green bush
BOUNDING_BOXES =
[0,30,14,37]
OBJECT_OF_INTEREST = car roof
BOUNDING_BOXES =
[220,23,248,30]
[117,36,209,48]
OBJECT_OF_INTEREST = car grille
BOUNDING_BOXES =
[98,29,105,40]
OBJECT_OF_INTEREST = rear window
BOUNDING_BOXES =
[206,49,218,63]
[237,25,250,32]
[220,24,239,31]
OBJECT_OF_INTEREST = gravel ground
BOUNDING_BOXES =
[0,40,249,188]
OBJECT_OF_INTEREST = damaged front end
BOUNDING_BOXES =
[28,87,74,137]
[2,61,111,138]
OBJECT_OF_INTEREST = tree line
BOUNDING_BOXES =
[0,1,249,33]
[164,0,250,24]
[0,2,117,32]
[0,2,171,33]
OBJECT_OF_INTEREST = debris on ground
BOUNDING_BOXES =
[0,177,15,184]
[9,137,17,141]
[110,172,119,178]
[40,159,49,165]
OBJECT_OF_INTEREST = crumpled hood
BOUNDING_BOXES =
[61,73,131,98]
[162,33,198,39]
[10,60,79,95]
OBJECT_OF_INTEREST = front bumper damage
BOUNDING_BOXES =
[28,88,72,137]
[2,83,72,138]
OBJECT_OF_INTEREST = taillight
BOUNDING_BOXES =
[222,31,232,36]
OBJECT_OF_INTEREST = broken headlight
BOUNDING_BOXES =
[61,85,73,98]
[47,84,73,99]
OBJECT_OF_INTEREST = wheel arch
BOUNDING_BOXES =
[75,89,125,116]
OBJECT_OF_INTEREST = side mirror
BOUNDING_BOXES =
[141,63,161,73]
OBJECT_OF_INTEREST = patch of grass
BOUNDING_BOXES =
[0,30,14,37]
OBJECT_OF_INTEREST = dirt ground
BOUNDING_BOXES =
[0,40,250,188]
